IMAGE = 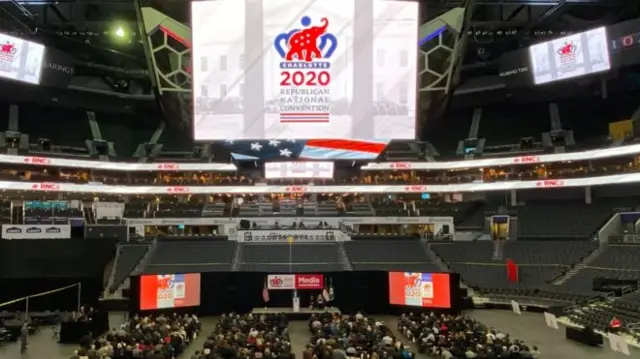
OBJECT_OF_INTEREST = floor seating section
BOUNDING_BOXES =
[109,244,150,292]
[344,240,440,272]
[431,241,598,291]
[143,240,236,273]
[517,201,614,238]
[569,300,640,340]
[237,243,347,271]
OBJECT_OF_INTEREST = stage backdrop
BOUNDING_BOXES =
[130,271,461,315]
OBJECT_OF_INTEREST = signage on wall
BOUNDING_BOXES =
[1,224,71,239]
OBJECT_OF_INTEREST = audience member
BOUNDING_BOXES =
[399,312,539,359]
[309,312,413,359]
[72,313,200,359]
[196,312,294,359]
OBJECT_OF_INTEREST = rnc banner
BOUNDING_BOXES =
[1,224,71,239]
[267,274,324,290]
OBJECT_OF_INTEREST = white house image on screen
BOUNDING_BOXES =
[192,0,248,139]
[372,1,418,140]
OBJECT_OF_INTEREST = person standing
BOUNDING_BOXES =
[20,322,28,354]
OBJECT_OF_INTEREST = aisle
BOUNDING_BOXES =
[178,317,217,359]
[288,321,311,357]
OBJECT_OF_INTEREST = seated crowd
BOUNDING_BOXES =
[72,313,200,359]
[308,312,413,359]
[195,312,294,359]
[398,313,541,359]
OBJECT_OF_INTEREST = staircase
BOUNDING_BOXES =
[421,241,449,272]
[231,243,243,271]
[83,205,95,224]
[103,245,123,297]
[552,243,605,285]
[337,242,353,270]
[131,239,157,276]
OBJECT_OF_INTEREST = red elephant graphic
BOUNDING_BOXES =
[157,276,173,290]
[404,273,421,288]
[558,42,575,56]
[0,42,16,55]
[286,18,329,62]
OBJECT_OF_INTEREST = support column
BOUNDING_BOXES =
[351,0,374,139]
[86,111,103,140]
[244,0,265,138]
[468,108,482,139]
[8,105,19,132]
[549,103,562,131]
[585,186,592,204]
[510,190,517,207]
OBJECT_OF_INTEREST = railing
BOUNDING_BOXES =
[563,304,580,313]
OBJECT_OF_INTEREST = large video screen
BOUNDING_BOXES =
[528,27,610,85]
[389,272,451,308]
[265,161,334,179]
[0,33,45,85]
[140,273,201,310]
[192,0,418,141]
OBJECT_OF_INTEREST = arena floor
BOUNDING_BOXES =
[0,310,635,359]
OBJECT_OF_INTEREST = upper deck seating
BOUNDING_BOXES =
[124,200,148,218]
[155,201,203,218]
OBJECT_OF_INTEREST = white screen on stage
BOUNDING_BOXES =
[0,33,45,85]
[528,27,610,85]
[191,0,418,141]
[265,161,334,179]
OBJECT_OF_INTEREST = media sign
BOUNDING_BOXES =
[267,274,324,290]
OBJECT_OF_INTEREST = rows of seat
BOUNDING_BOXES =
[431,240,597,265]
[445,263,563,290]
[142,241,236,273]
[589,245,640,270]
[517,201,614,238]
[344,240,430,263]
[109,244,149,292]
[240,243,342,263]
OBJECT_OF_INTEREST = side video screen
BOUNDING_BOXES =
[389,272,451,308]
[192,0,418,141]
[529,27,610,85]
[140,273,201,310]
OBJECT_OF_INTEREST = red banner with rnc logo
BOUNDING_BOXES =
[267,274,324,290]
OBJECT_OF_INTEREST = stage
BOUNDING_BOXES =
[252,307,341,319]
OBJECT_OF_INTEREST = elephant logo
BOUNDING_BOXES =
[274,16,338,64]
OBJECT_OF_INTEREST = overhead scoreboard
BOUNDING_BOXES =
[191,0,419,141]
